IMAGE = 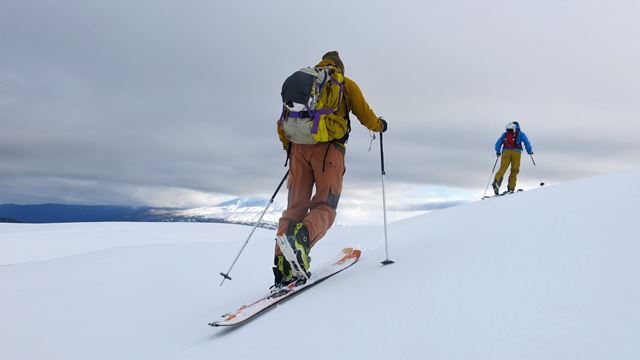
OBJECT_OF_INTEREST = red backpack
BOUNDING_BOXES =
[503,130,518,149]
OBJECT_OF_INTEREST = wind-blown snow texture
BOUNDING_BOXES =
[1,169,638,359]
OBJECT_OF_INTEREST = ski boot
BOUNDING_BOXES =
[271,254,293,289]
[492,180,501,196]
[506,188,515,194]
[287,223,311,280]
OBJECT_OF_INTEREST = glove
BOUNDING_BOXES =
[496,152,501,157]
[379,117,388,133]
[528,151,534,155]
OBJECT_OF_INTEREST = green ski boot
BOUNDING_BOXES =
[287,223,311,278]
[272,255,293,288]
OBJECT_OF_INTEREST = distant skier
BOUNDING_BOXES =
[492,121,533,195]
[274,51,387,287]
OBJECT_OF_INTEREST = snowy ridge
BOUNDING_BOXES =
[0,169,638,359]
[163,197,283,229]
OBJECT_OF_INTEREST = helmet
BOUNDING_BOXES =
[505,122,516,131]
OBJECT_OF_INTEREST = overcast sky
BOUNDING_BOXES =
[1,0,639,224]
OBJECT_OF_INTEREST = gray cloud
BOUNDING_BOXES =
[1,0,639,209]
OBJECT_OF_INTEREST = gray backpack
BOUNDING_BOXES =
[279,66,345,144]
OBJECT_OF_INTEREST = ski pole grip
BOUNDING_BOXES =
[379,132,385,175]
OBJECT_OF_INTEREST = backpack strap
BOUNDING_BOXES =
[284,144,292,167]
[287,111,311,118]
[310,108,334,135]
[278,105,287,123]
[321,143,331,172]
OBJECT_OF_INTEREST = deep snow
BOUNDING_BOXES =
[1,169,639,359]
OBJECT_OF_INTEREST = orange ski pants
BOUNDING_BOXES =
[276,142,345,256]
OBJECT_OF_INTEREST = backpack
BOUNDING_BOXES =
[279,66,345,144]
[503,130,521,149]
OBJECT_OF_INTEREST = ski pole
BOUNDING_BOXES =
[529,154,545,186]
[219,169,289,286]
[482,155,500,198]
[379,132,394,265]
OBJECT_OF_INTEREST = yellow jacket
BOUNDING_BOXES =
[277,59,384,149]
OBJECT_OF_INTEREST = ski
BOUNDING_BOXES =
[209,247,361,328]
[482,189,524,200]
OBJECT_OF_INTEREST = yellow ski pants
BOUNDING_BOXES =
[494,150,521,191]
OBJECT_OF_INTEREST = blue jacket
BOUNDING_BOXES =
[495,126,533,154]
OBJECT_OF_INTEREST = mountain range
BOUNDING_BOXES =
[0,198,283,229]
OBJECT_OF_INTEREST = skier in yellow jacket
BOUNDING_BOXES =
[273,51,387,287]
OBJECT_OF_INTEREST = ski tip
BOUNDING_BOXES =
[335,248,361,265]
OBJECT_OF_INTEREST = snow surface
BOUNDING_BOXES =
[1,169,639,359]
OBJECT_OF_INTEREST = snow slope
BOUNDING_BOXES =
[1,169,638,359]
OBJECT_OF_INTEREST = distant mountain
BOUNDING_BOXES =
[161,197,282,229]
[0,199,282,229]
[0,204,170,223]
